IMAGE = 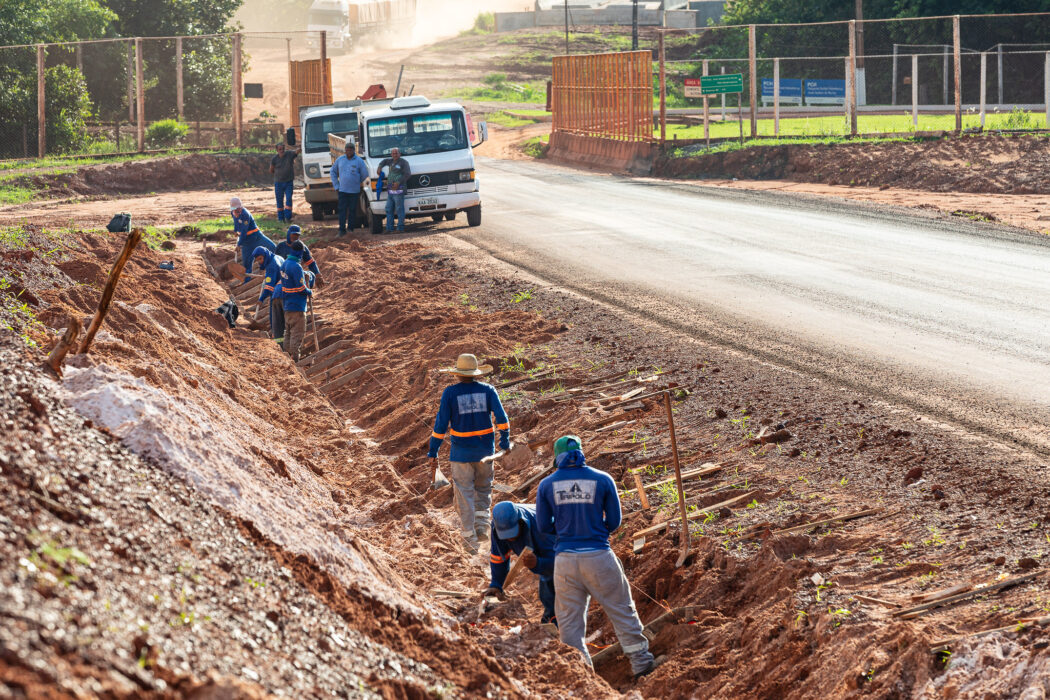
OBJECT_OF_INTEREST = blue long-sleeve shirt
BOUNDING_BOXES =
[280,255,313,312]
[536,453,621,554]
[330,154,369,194]
[489,504,556,589]
[428,381,509,462]
[275,236,319,276]
[253,248,285,303]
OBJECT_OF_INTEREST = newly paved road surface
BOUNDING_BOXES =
[453,158,1050,454]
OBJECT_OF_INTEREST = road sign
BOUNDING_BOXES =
[684,77,703,98]
[699,73,743,95]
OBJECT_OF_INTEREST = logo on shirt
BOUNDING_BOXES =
[554,480,597,505]
[457,392,487,415]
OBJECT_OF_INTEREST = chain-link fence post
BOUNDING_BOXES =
[953,15,962,133]
[658,31,666,143]
[36,44,45,157]
[232,33,243,148]
[980,51,987,127]
[1045,52,1050,127]
[176,37,184,120]
[848,20,857,136]
[126,40,134,124]
[912,53,918,127]
[748,25,757,137]
[136,38,145,151]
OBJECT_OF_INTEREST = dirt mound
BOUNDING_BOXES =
[655,133,1050,194]
[21,153,272,200]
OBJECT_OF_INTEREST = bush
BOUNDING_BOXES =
[145,119,189,149]
[473,12,495,34]
[483,72,507,87]
[1001,107,1037,131]
[0,63,91,158]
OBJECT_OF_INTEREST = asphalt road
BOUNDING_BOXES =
[452,157,1050,455]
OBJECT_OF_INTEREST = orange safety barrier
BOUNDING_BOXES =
[289,58,333,127]
[551,50,653,143]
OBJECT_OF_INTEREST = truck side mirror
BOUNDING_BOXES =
[286,127,296,146]
[478,121,488,146]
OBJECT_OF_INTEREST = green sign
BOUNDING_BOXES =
[700,73,744,95]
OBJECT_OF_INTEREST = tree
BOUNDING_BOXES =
[0,0,116,45]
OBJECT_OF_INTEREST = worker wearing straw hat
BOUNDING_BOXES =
[428,354,511,552]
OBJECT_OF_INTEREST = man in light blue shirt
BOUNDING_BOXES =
[329,142,368,237]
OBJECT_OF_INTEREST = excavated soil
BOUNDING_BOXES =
[5,207,1050,698]
[655,132,1050,195]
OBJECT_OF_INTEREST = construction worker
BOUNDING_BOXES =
[274,225,323,288]
[252,246,285,348]
[427,354,510,552]
[230,197,275,285]
[279,240,314,361]
[536,435,657,679]
[270,142,300,222]
[329,142,369,237]
[377,147,411,233]
[484,501,558,625]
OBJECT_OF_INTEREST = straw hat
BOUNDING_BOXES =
[440,353,493,377]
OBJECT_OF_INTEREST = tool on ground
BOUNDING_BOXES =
[158,261,174,271]
[78,228,142,355]
[46,315,81,376]
[501,546,533,589]
[663,391,691,568]
[307,296,320,354]
[431,465,450,490]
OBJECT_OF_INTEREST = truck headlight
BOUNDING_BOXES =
[459,170,475,182]
[306,164,321,178]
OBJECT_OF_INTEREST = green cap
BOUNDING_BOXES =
[553,435,582,458]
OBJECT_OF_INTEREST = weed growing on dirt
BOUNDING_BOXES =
[521,135,549,159]
[487,111,537,128]
[445,73,546,104]
[512,289,533,303]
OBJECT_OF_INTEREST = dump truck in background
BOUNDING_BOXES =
[298,96,487,231]
[307,0,417,51]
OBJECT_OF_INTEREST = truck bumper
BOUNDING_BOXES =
[367,191,481,217]
[304,183,337,204]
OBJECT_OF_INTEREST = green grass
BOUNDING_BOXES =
[487,111,538,128]
[660,110,1050,141]
[445,73,547,105]
[511,108,551,117]
[0,147,268,173]
[0,180,36,205]
[522,135,549,159]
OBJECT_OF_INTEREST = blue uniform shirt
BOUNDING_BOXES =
[330,154,368,194]
[253,248,285,303]
[428,380,510,462]
[275,233,319,277]
[489,504,556,589]
[280,254,313,313]
[536,451,622,554]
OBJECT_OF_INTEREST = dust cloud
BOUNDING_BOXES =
[411,0,532,44]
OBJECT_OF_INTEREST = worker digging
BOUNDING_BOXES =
[275,225,323,288]
[485,501,558,626]
[252,245,285,348]
[428,353,511,554]
[278,240,314,362]
[230,197,276,285]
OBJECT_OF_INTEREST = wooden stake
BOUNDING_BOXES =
[46,316,81,375]
[502,546,533,589]
[78,229,142,355]
[894,572,1041,620]
[658,32,666,143]
[663,392,690,567]
[621,463,722,496]
[634,490,756,539]
[631,470,650,510]
[307,296,320,354]
[770,508,881,537]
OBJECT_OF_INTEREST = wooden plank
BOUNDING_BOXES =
[502,546,533,589]
[930,615,1050,653]
[631,470,650,510]
[770,508,882,537]
[911,584,973,604]
[309,355,373,384]
[600,389,683,412]
[591,605,698,666]
[319,364,382,394]
[513,463,555,497]
[432,590,472,598]
[894,572,1042,620]
[305,349,368,378]
[634,490,756,539]
[496,368,554,389]
[621,464,721,496]
[854,594,901,609]
[595,419,635,433]
[297,339,352,368]
[78,229,143,354]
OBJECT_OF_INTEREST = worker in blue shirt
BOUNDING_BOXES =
[484,502,558,625]
[274,225,322,287]
[279,240,314,361]
[428,353,510,552]
[230,197,275,285]
[537,435,656,679]
[251,246,285,348]
[329,142,369,237]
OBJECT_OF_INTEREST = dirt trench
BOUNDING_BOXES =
[5,218,1050,698]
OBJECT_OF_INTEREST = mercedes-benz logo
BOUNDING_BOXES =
[418,175,431,187]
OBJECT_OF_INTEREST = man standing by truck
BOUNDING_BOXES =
[378,147,411,233]
[329,142,368,237]
[271,142,300,222]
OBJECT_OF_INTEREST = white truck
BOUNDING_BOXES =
[298,96,487,232]
[306,0,352,51]
[306,0,417,52]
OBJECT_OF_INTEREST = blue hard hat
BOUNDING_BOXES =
[492,501,521,540]
[286,225,301,238]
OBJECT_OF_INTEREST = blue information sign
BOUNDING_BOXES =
[760,78,803,105]
[804,79,846,105]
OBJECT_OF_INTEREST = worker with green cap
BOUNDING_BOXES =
[536,435,657,679]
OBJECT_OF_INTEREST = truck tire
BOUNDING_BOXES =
[444,211,456,221]
[431,214,443,223]
[311,204,324,221]
[369,207,384,235]
[466,205,481,227]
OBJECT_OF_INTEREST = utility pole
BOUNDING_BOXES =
[564,1,569,55]
[632,0,639,50]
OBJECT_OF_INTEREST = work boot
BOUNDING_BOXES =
[632,654,666,681]
[461,535,479,554]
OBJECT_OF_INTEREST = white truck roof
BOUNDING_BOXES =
[358,98,465,121]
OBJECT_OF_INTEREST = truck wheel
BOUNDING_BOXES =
[369,208,384,235]
[431,214,443,222]
[444,211,456,221]
[311,204,324,221]
[466,205,481,227]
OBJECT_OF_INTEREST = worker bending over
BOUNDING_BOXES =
[485,501,558,625]
[537,435,656,679]
[275,225,323,288]
[252,246,285,348]
[428,354,510,552]
[280,240,314,361]
[230,197,275,285]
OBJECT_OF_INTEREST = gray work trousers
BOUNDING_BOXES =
[449,460,493,543]
[554,549,654,675]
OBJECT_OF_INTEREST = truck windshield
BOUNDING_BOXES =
[366,111,468,159]
[308,10,344,25]
[303,114,358,154]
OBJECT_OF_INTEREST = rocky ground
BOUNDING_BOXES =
[3,186,1050,697]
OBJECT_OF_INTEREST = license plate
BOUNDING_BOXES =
[416,197,438,206]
